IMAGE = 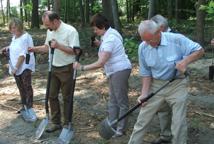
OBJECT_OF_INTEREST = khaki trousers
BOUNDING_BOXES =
[128,78,188,144]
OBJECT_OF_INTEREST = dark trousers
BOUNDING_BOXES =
[49,64,74,126]
[14,69,33,108]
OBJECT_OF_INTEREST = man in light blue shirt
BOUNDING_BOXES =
[128,20,204,144]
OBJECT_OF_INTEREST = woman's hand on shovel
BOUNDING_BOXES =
[137,95,148,107]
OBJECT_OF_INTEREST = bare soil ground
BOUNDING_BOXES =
[0,29,214,144]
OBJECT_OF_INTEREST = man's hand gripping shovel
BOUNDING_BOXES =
[57,46,82,144]
[35,42,55,139]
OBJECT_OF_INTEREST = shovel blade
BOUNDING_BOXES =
[35,118,48,139]
[57,128,74,144]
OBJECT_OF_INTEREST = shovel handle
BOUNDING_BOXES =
[45,42,55,114]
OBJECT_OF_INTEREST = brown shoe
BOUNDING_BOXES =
[45,124,62,133]
[151,138,171,144]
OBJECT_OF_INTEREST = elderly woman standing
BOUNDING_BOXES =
[3,18,36,122]
[74,13,132,137]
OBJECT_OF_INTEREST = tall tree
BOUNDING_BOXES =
[79,0,85,26]
[167,0,173,18]
[102,0,114,27]
[6,0,10,22]
[148,0,155,19]
[0,0,5,25]
[85,0,90,23]
[196,0,206,46]
[31,0,39,28]
[110,0,121,32]
[53,0,60,15]
[20,0,23,22]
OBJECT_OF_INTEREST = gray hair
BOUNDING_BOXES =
[151,14,168,30]
[138,20,159,35]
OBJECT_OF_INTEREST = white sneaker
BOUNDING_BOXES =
[20,108,37,122]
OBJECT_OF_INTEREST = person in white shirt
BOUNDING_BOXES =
[2,17,36,122]
[74,13,132,137]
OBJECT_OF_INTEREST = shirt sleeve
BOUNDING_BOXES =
[68,30,80,48]
[138,43,152,77]
[178,34,202,57]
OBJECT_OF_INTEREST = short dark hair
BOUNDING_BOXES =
[90,13,110,30]
[42,11,60,22]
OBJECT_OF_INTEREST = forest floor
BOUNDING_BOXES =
[0,28,214,144]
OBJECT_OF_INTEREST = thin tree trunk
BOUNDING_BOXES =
[102,0,114,27]
[20,0,23,22]
[31,0,39,28]
[148,0,155,19]
[110,0,121,32]
[53,0,60,15]
[79,0,85,26]
[167,0,173,18]
[6,0,10,22]
[85,0,90,23]
[196,0,206,46]
[0,0,5,25]
[126,0,130,22]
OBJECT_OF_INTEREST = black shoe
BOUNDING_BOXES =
[151,138,171,144]
[46,124,62,133]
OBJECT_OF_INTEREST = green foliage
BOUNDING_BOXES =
[200,1,214,18]
[91,1,102,14]
[124,37,139,62]
[10,7,19,17]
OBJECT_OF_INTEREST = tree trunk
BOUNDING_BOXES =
[102,0,114,27]
[196,0,206,46]
[0,0,5,25]
[167,0,173,18]
[175,0,179,22]
[126,0,130,22]
[47,0,50,10]
[6,0,10,22]
[31,0,39,28]
[23,0,28,22]
[20,0,23,22]
[85,0,90,23]
[110,0,121,32]
[64,0,68,23]
[79,0,85,26]
[148,0,155,19]
[53,0,60,15]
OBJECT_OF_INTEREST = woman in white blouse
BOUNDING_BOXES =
[2,18,36,122]
[74,13,132,137]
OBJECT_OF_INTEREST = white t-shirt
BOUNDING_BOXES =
[99,27,132,76]
[9,32,35,75]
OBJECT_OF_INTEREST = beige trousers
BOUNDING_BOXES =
[128,78,188,144]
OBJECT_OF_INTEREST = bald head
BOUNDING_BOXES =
[42,11,60,22]
[42,11,61,31]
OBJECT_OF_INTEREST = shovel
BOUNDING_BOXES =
[99,71,189,140]
[57,47,82,144]
[35,46,55,139]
